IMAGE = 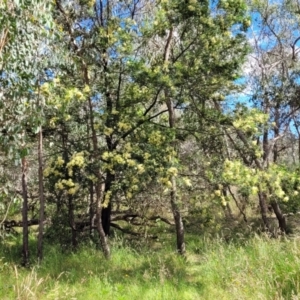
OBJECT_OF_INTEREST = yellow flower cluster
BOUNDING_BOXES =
[222,159,300,202]
[118,122,131,131]
[114,154,126,165]
[167,167,178,177]
[159,177,172,188]
[103,191,112,208]
[56,156,65,166]
[183,178,192,187]
[67,152,85,176]
[104,127,114,136]
[65,88,85,102]
[55,179,80,195]
[136,164,145,174]
[148,131,165,146]
[233,109,269,134]
[83,85,90,94]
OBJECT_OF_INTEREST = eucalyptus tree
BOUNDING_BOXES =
[0,0,55,264]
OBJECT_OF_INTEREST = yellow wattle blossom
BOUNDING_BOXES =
[64,114,71,121]
[83,85,90,94]
[159,177,172,187]
[55,180,64,190]
[68,184,80,195]
[40,83,50,95]
[167,167,178,177]
[118,122,131,131]
[283,196,289,202]
[136,164,145,174]
[56,156,65,167]
[87,175,97,183]
[143,152,151,160]
[148,131,164,146]
[43,167,51,177]
[102,152,111,160]
[214,190,221,197]
[50,117,58,128]
[103,191,112,208]
[131,185,138,191]
[113,154,126,165]
[124,143,132,151]
[88,0,96,7]
[183,178,192,187]
[251,186,258,195]
[127,159,136,167]
[123,152,131,159]
[132,177,139,184]
[221,196,227,206]
[53,170,63,177]
[67,152,85,168]
[104,127,114,136]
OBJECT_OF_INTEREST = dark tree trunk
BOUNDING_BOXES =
[270,200,287,233]
[89,181,94,236]
[95,182,110,258]
[87,76,111,257]
[170,177,186,254]
[21,157,29,266]
[102,171,114,236]
[62,131,77,249]
[258,191,270,231]
[163,28,185,255]
[68,195,77,249]
[37,127,45,261]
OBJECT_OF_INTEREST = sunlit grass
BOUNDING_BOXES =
[1,234,300,299]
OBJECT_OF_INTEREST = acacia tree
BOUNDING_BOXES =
[46,0,250,256]
[216,0,300,233]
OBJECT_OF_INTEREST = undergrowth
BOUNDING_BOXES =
[0,234,300,299]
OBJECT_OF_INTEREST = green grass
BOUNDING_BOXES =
[1,234,300,299]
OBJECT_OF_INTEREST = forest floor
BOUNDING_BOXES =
[1,220,300,300]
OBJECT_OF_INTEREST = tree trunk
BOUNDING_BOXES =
[87,82,111,257]
[270,200,287,233]
[258,191,270,232]
[164,28,185,255]
[89,181,94,237]
[37,127,45,261]
[170,177,186,254]
[102,171,114,236]
[68,195,77,249]
[95,182,110,258]
[21,157,29,266]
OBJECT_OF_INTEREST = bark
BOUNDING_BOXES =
[68,195,77,249]
[87,83,111,258]
[271,109,287,233]
[258,191,271,232]
[270,200,287,233]
[170,177,186,254]
[21,157,29,266]
[37,127,45,261]
[164,28,186,255]
[95,182,110,258]
[89,181,94,236]
[62,131,77,249]
[102,171,114,236]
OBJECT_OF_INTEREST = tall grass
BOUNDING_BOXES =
[1,234,300,299]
